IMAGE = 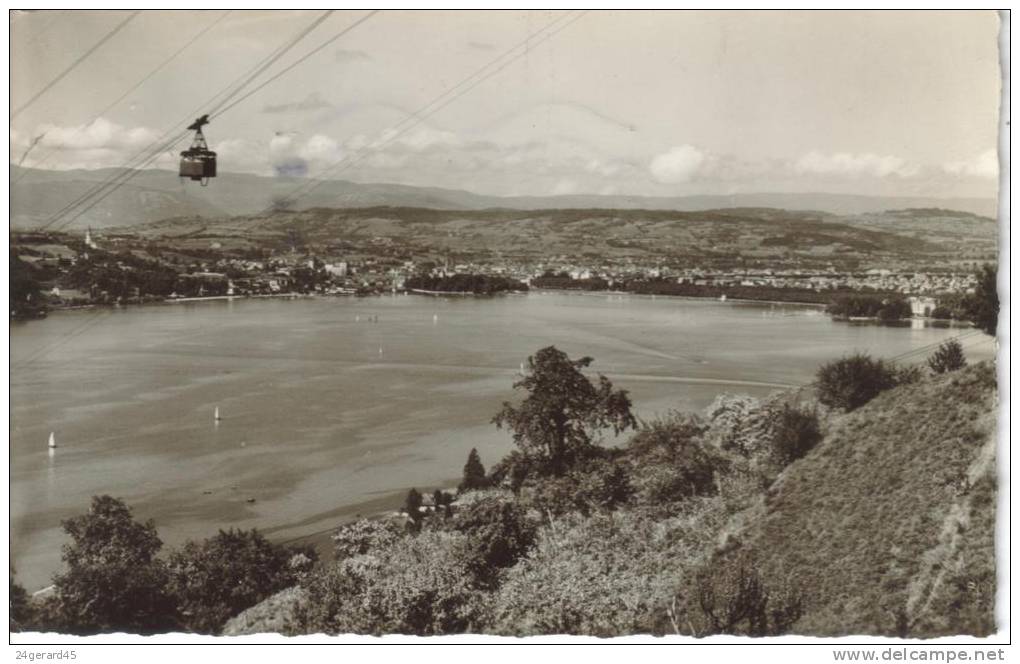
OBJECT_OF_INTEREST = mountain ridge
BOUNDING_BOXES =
[11,164,998,229]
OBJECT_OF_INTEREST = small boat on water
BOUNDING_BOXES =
[720,294,727,302]
[48,432,56,449]
[214,406,221,422]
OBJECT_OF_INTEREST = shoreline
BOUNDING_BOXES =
[529,287,829,308]
[36,287,832,316]
[23,289,975,331]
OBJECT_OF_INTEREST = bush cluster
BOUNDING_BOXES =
[16,496,309,635]
[815,353,903,412]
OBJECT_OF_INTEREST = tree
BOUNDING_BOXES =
[815,353,900,412]
[10,573,33,632]
[769,405,822,467]
[10,253,46,319]
[166,528,299,634]
[493,346,637,476]
[51,495,177,634]
[448,496,537,588]
[459,448,489,492]
[928,339,967,374]
[968,264,998,337]
[404,488,423,524]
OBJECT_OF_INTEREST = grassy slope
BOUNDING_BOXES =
[734,362,998,636]
[218,362,999,637]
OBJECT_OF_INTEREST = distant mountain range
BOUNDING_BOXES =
[10,165,997,229]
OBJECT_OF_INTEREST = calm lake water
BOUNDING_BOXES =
[9,292,993,590]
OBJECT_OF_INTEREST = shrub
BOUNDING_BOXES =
[628,413,729,505]
[769,405,822,467]
[576,460,634,512]
[459,448,490,492]
[490,505,726,636]
[49,495,178,635]
[928,339,967,374]
[628,411,708,461]
[448,496,538,588]
[815,353,900,412]
[703,395,761,454]
[635,451,726,505]
[332,519,404,560]
[166,528,301,634]
[288,530,487,635]
[528,458,634,516]
[682,554,803,637]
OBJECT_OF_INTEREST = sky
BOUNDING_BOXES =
[9,9,1003,200]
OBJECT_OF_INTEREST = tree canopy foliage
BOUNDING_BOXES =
[493,346,637,475]
[928,339,967,374]
[459,448,489,493]
[815,353,901,412]
[969,264,998,337]
[166,528,308,634]
[50,495,178,634]
[826,294,911,321]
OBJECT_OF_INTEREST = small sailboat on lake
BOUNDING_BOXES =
[48,432,56,449]
[214,406,221,422]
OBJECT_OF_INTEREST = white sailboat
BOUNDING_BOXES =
[47,432,56,449]
[214,406,221,422]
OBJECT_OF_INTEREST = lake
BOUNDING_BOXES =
[9,292,994,590]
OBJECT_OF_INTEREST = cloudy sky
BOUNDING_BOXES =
[10,9,1002,199]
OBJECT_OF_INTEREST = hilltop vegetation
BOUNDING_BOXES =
[126,205,995,269]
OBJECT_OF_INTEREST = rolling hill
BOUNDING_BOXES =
[11,164,998,229]
[125,205,996,265]
[726,362,998,636]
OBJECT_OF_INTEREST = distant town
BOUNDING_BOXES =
[11,223,983,322]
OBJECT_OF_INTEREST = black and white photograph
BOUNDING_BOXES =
[7,7,1009,651]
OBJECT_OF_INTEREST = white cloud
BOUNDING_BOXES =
[299,134,343,162]
[794,150,918,178]
[649,145,706,183]
[9,118,165,170]
[943,149,998,178]
[37,118,159,151]
[396,127,460,151]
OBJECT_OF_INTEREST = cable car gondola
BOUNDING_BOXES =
[179,115,216,186]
